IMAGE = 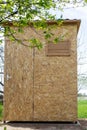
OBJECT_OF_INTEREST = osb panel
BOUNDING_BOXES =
[34,25,77,121]
[4,40,34,121]
[4,23,78,121]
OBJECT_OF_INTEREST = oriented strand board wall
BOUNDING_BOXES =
[4,41,34,121]
[34,25,77,121]
[4,21,79,121]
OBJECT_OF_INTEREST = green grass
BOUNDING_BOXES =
[0,102,3,121]
[78,99,87,118]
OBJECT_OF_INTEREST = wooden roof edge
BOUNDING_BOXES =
[47,19,81,33]
[2,19,81,33]
[62,19,81,33]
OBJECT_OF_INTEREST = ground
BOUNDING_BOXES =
[0,119,87,130]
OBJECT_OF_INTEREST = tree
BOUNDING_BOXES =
[0,0,57,49]
[0,0,86,49]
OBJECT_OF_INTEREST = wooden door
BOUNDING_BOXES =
[4,41,34,121]
[33,44,77,121]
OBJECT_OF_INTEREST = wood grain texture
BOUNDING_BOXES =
[4,41,34,121]
[46,41,71,56]
[4,22,79,121]
[34,25,77,121]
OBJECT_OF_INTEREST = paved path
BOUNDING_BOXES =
[0,120,87,130]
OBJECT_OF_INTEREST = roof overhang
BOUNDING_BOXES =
[2,19,81,33]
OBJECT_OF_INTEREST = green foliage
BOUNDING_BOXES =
[30,38,43,49]
[0,0,57,49]
[78,99,87,118]
[0,0,55,24]
[85,0,87,3]
[44,32,53,39]
[0,0,86,48]
[33,20,48,29]
[0,102,3,121]
[4,127,7,130]
[0,39,3,44]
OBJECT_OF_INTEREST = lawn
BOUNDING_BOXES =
[78,99,87,118]
[0,102,3,121]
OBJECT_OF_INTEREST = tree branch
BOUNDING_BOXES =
[8,27,41,48]
[0,10,18,23]
[9,28,31,47]
[0,72,4,74]
[0,90,3,94]
[0,2,10,4]
[0,82,4,86]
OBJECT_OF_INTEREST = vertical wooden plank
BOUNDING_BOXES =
[4,40,33,121]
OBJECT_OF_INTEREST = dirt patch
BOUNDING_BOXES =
[0,120,87,130]
[79,119,87,129]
